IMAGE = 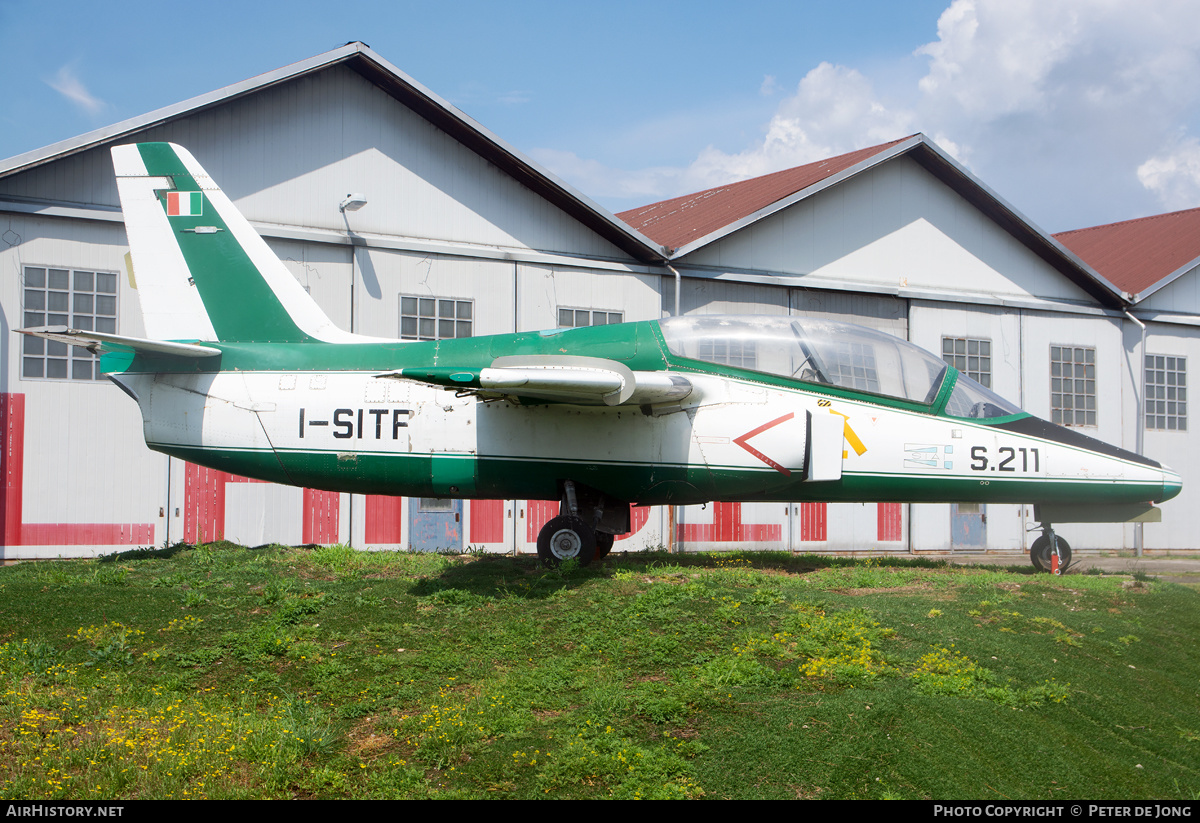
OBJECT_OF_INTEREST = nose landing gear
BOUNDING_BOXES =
[1030,523,1071,575]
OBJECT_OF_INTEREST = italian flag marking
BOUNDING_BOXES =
[166,191,202,217]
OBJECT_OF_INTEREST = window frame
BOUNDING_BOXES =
[1145,354,1187,432]
[941,336,992,389]
[21,265,118,382]
[1050,344,1097,427]
[399,295,473,341]
[557,308,624,328]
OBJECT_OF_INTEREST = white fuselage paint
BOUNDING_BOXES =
[113,370,1174,506]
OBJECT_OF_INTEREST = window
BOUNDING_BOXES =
[22,266,118,380]
[1146,355,1186,431]
[697,336,758,371]
[942,337,992,388]
[827,340,881,393]
[558,308,623,328]
[1051,345,1096,427]
[400,296,472,341]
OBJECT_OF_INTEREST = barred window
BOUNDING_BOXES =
[697,337,757,371]
[558,308,623,328]
[942,337,992,387]
[399,296,472,341]
[22,266,118,381]
[1146,355,1186,431]
[1051,345,1096,427]
[827,341,881,393]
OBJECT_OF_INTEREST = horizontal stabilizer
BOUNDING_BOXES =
[384,355,693,407]
[17,326,222,358]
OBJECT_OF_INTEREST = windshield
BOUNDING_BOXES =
[659,315,950,405]
[943,372,1023,419]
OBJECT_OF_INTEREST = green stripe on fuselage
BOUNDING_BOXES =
[150,443,1169,507]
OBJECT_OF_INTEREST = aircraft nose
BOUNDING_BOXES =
[1160,465,1183,502]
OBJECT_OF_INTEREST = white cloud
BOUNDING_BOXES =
[1137,137,1200,211]
[917,0,1082,117]
[913,0,1200,221]
[542,0,1200,225]
[688,63,913,186]
[917,0,1200,124]
[537,62,914,205]
[45,63,106,116]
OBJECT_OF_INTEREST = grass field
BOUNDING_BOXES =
[0,543,1198,800]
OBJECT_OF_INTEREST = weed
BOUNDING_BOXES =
[260,578,294,604]
[84,636,135,668]
[91,566,129,587]
[183,590,209,608]
[0,638,60,677]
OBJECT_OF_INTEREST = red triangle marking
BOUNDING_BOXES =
[733,412,795,475]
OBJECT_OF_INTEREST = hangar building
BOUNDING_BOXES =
[1,42,1196,559]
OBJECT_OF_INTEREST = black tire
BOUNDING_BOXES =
[594,532,615,560]
[536,515,596,568]
[1030,536,1048,572]
[1030,535,1072,574]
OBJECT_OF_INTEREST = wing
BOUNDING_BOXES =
[384,355,693,407]
[16,326,221,358]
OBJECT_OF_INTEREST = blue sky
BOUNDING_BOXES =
[4,0,1200,233]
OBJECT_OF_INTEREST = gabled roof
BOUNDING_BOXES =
[0,42,666,265]
[1054,207,1200,302]
[617,137,910,251]
[618,134,1129,309]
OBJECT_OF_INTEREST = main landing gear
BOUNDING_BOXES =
[1030,523,1072,575]
[536,481,627,567]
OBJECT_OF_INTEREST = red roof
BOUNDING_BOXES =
[617,137,912,251]
[1054,207,1200,297]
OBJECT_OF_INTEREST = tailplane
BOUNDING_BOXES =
[111,142,361,344]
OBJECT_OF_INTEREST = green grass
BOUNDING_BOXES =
[0,545,1197,799]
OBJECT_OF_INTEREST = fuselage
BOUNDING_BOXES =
[105,319,1182,509]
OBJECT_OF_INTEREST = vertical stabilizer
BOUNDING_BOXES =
[112,142,360,344]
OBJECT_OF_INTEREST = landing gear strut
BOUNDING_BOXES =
[1030,523,1071,575]
[535,481,628,567]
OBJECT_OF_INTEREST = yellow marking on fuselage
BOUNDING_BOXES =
[829,409,868,457]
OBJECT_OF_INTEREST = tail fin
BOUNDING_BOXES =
[112,142,358,344]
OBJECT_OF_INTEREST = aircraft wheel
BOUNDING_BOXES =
[594,532,615,560]
[537,515,596,568]
[1030,535,1072,574]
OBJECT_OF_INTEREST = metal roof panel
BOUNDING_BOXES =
[1054,207,1200,300]
[616,137,911,251]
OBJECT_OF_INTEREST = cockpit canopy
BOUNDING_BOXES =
[658,315,1021,420]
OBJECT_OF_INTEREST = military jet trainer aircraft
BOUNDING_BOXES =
[18,143,1182,571]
